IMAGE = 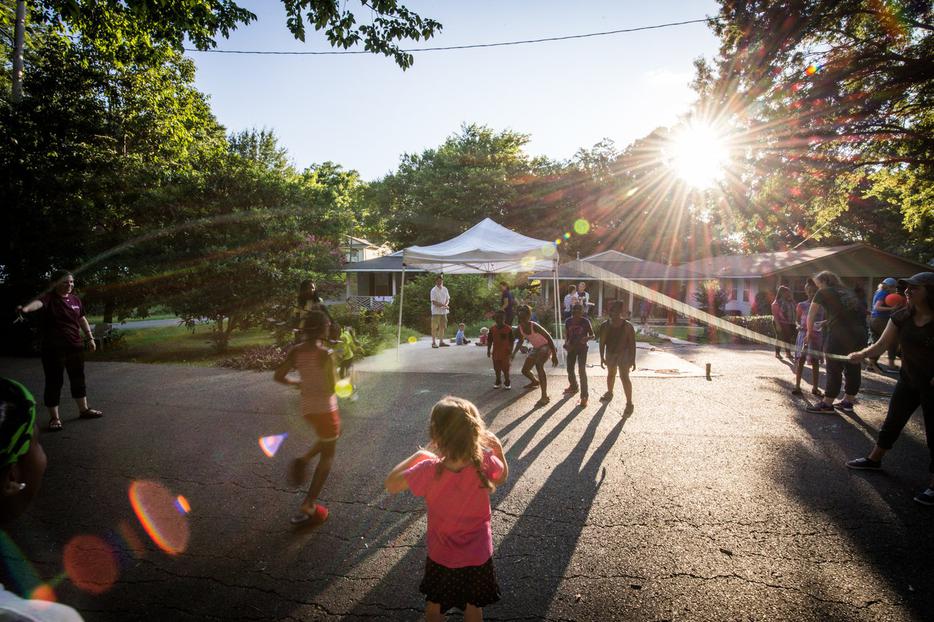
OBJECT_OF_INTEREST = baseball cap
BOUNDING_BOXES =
[881,277,897,286]
[897,272,934,288]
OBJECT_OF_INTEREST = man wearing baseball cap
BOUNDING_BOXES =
[869,277,903,370]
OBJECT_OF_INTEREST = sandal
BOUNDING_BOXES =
[48,418,63,432]
[290,503,329,526]
[78,409,103,419]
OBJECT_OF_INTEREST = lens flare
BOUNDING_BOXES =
[669,123,730,188]
[30,584,57,602]
[554,239,562,245]
[573,219,590,235]
[116,520,146,559]
[563,232,571,239]
[541,244,556,257]
[128,481,191,555]
[174,495,191,515]
[63,535,119,595]
[805,64,819,76]
[407,335,418,344]
[530,279,541,286]
[335,378,354,398]
[520,255,536,270]
[258,433,288,458]
[625,187,639,198]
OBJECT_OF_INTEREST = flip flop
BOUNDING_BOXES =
[290,504,329,527]
[48,418,63,432]
[79,409,103,419]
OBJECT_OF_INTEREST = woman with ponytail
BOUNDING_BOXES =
[385,396,508,621]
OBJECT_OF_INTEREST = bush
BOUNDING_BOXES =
[219,344,289,371]
[693,280,728,318]
[384,274,501,332]
[724,314,777,343]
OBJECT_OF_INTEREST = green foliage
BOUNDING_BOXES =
[724,315,778,342]
[27,0,440,69]
[384,274,501,332]
[693,280,728,318]
[695,1,933,260]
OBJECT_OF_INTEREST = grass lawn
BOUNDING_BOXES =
[90,323,423,367]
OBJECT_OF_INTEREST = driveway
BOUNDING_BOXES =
[0,345,929,621]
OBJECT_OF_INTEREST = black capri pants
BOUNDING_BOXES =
[41,347,87,407]
[877,377,934,473]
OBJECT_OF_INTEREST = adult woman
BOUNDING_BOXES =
[771,285,795,359]
[16,272,102,431]
[0,377,83,619]
[845,272,934,506]
[805,271,867,414]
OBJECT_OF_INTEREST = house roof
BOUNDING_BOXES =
[532,258,702,281]
[679,244,931,279]
[341,251,425,273]
[582,250,644,263]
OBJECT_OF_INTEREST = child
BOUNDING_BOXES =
[475,326,489,347]
[564,303,595,407]
[274,310,339,526]
[385,396,508,622]
[598,300,636,414]
[455,323,471,345]
[487,310,515,389]
[512,305,559,407]
[793,280,824,397]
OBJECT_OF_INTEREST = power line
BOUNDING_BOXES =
[184,17,714,56]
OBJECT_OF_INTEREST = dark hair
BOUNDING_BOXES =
[300,310,329,340]
[572,303,583,312]
[609,300,625,314]
[517,304,532,319]
[50,270,72,286]
[813,270,842,288]
[493,309,505,319]
[297,280,320,307]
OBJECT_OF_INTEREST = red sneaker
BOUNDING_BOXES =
[291,503,329,526]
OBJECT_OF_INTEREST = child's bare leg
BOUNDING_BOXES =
[536,359,548,398]
[620,369,633,404]
[464,604,483,622]
[794,356,805,390]
[425,601,444,622]
[494,361,502,385]
[302,440,336,511]
[811,362,821,393]
[606,367,617,394]
[521,358,537,384]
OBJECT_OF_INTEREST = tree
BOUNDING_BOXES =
[693,0,933,260]
[21,0,440,71]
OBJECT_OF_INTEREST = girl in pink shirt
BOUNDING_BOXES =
[385,396,509,622]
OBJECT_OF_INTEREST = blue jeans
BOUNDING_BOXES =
[566,346,588,398]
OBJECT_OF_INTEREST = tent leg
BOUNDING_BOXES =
[396,265,406,361]
[553,256,563,365]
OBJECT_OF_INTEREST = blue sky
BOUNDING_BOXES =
[190,1,721,180]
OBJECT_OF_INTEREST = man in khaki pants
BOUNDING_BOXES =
[430,275,450,348]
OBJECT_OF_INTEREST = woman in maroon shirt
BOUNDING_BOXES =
[16,271,103,431]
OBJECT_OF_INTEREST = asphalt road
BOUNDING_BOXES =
[0,344,930,621]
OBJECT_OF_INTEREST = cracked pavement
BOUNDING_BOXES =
[1,344,931,621]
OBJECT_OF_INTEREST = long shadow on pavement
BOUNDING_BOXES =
[770,376,933,619]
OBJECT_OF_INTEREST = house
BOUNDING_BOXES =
[341,251,423,310]
[679,243,933,315]
[531,250,704,318]
[341,235,392,264]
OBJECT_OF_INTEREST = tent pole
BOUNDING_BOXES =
[553,252,563,364]
[396,264,406,361]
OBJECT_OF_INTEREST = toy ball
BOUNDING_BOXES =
[884,293,905,307]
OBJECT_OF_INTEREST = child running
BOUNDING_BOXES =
[274,310,339,527]
[793,280,824,397]
[598,300,636,414]
[564,303,595,407]
[512,305,559,407]
[385,396,508,622]
[487,310,515,389]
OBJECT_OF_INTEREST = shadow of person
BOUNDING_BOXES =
[491,403,627,617]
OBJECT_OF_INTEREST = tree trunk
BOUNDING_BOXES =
[11,1,25,103]
[103,296,116,325]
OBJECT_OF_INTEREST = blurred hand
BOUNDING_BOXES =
[600,358,606,369]
[848,351,865,363]
[88,339,97,353]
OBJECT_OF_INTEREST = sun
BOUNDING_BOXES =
[669,123,730,189]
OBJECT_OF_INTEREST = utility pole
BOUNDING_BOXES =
[11,0,26,102]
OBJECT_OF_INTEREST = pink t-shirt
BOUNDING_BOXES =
[404,450,504,568]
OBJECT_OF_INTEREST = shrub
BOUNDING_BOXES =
[724,314,777,343]
[693,280,728,318]
[219,344,289,371]
[384,274,501,332]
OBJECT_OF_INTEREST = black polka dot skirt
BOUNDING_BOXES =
[419,556,501,613]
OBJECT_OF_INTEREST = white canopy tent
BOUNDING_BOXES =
[397,218,562,352]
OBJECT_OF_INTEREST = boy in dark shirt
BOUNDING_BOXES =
[487,310,515,389]
[563,303,595,407]
[598,301,637,414]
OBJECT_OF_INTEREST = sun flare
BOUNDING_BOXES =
[669,123,730,189]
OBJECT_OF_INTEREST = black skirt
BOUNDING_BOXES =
[419,556,501,613]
